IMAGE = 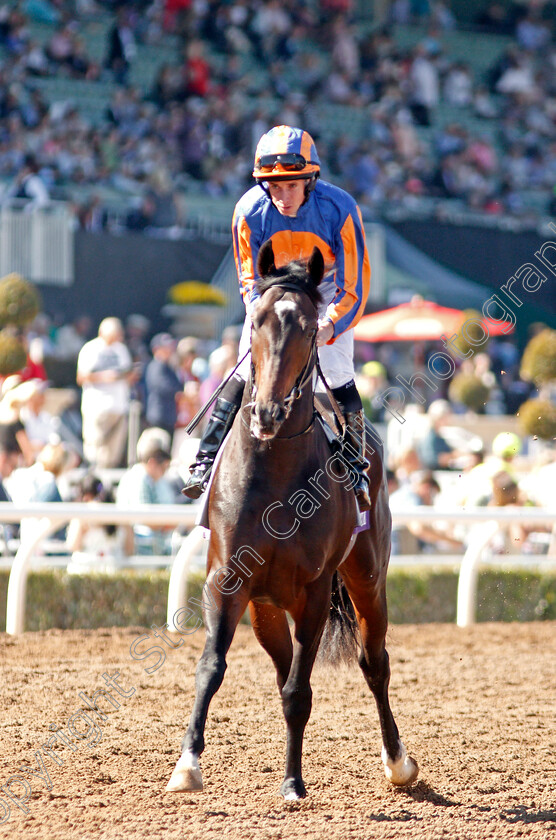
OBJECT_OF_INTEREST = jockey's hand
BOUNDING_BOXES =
[316,319,334,346]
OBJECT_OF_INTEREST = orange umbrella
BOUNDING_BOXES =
[354,296,512,342]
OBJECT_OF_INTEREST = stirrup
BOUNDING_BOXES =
[181,391,243,500]
[182,464,212,500]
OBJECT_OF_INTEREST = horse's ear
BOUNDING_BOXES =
[307,247,324,287]
[257,240,276,278]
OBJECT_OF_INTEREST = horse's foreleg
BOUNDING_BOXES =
[279,578,331,801]
[249,601,292,692]
[166,575,249,794]
[342,574,418,787]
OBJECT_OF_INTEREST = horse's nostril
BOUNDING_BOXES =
[253,403,284,429]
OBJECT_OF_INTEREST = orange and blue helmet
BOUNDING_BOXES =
[253,126,321,182]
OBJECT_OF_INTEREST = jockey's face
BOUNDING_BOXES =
[267,179,306,217]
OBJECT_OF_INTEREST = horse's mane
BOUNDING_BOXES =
[255,260,323,308]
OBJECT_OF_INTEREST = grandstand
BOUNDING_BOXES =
[0,1,554,229]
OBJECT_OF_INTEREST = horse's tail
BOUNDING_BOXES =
[318,571,360,665]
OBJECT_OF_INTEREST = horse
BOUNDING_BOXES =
[166,240,418,800]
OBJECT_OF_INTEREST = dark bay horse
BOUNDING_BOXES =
[166,241,418,800]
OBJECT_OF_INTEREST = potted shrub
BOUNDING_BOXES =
[0,273,41,376]
[517,399,556,441]
[520,328,556,394]
[162,281,227,339]
[518,328,556,451]
[448,372,491,413]
[0,330,28,376]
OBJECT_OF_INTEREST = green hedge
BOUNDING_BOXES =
[0,568,555,632]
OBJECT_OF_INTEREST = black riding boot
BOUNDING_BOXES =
[342,409,371,512]
[182,379,244,499]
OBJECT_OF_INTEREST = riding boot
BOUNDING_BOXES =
[182,389,243,499]
[342,409,371,512]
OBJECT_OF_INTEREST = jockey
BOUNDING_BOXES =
[183,125,371,510]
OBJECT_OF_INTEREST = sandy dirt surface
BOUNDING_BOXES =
[0,622,555,840]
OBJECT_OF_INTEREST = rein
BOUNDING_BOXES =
[185,347,251,435]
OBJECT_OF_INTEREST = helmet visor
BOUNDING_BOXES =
[255,153,316,174]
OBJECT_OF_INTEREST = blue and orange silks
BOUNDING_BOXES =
[232,180,371,343]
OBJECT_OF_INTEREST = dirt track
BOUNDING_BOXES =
[0,622,555,840]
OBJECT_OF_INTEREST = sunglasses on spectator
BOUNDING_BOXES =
[256,153,317,172]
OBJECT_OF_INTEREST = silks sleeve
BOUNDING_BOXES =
[232,208,259,310]
[325,204,370,342]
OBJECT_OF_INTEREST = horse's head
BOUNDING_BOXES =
[249,240,324,440]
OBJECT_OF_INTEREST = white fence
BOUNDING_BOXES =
[0,502,554,635]
[0,200,74,285]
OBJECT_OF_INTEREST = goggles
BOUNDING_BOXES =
[255,153,317,173]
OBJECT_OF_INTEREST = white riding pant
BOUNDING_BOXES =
[236,279,355,390]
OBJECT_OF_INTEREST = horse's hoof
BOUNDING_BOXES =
[381,742,419,786]
[280,777,307,801]
[165,751,204,793]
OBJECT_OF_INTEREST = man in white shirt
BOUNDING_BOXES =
[77,317,135,468]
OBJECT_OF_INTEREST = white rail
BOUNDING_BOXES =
[0,503,554,634]
[0,503,200,635]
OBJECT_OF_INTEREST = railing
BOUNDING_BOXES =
[1,502,199,635]
[0,200,74,285]
[0,503,554,635]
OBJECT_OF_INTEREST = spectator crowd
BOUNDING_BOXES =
[0,0,555,227]
[0,304,552,567]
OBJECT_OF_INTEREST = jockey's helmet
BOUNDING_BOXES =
[253,126,320,183]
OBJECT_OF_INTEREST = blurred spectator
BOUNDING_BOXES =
[76,195,108,232]
[125,314,151,369]
[126,195,157,231]
[357,360,389,422]
[416,399,466,470]
[8,440,76,539]
[12,378,55,456]
[0,438,21,502]
[66,473,130,573]
[409,45,439,126]
[116,427,178,555]
[183,39,211,97]
[55,315,92,360]
[486,470,535,554]
[444,62,473,107]
[516,11,551,52]
[176,336,200,385]
[0,377,35,465]
[145,168,184,229]
[9,441,69,503]
[390,445,423,485]
[44,23,74,69]
[390,469,463,554]
[77,317,136,468]
[4,153,49,208]
[458,431,522,507]
[105,9,136,84]
[199,344,235,406]
[145,332,182,440]
[476,3,513,34]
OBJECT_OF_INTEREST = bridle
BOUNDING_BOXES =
[249,281,319,431]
